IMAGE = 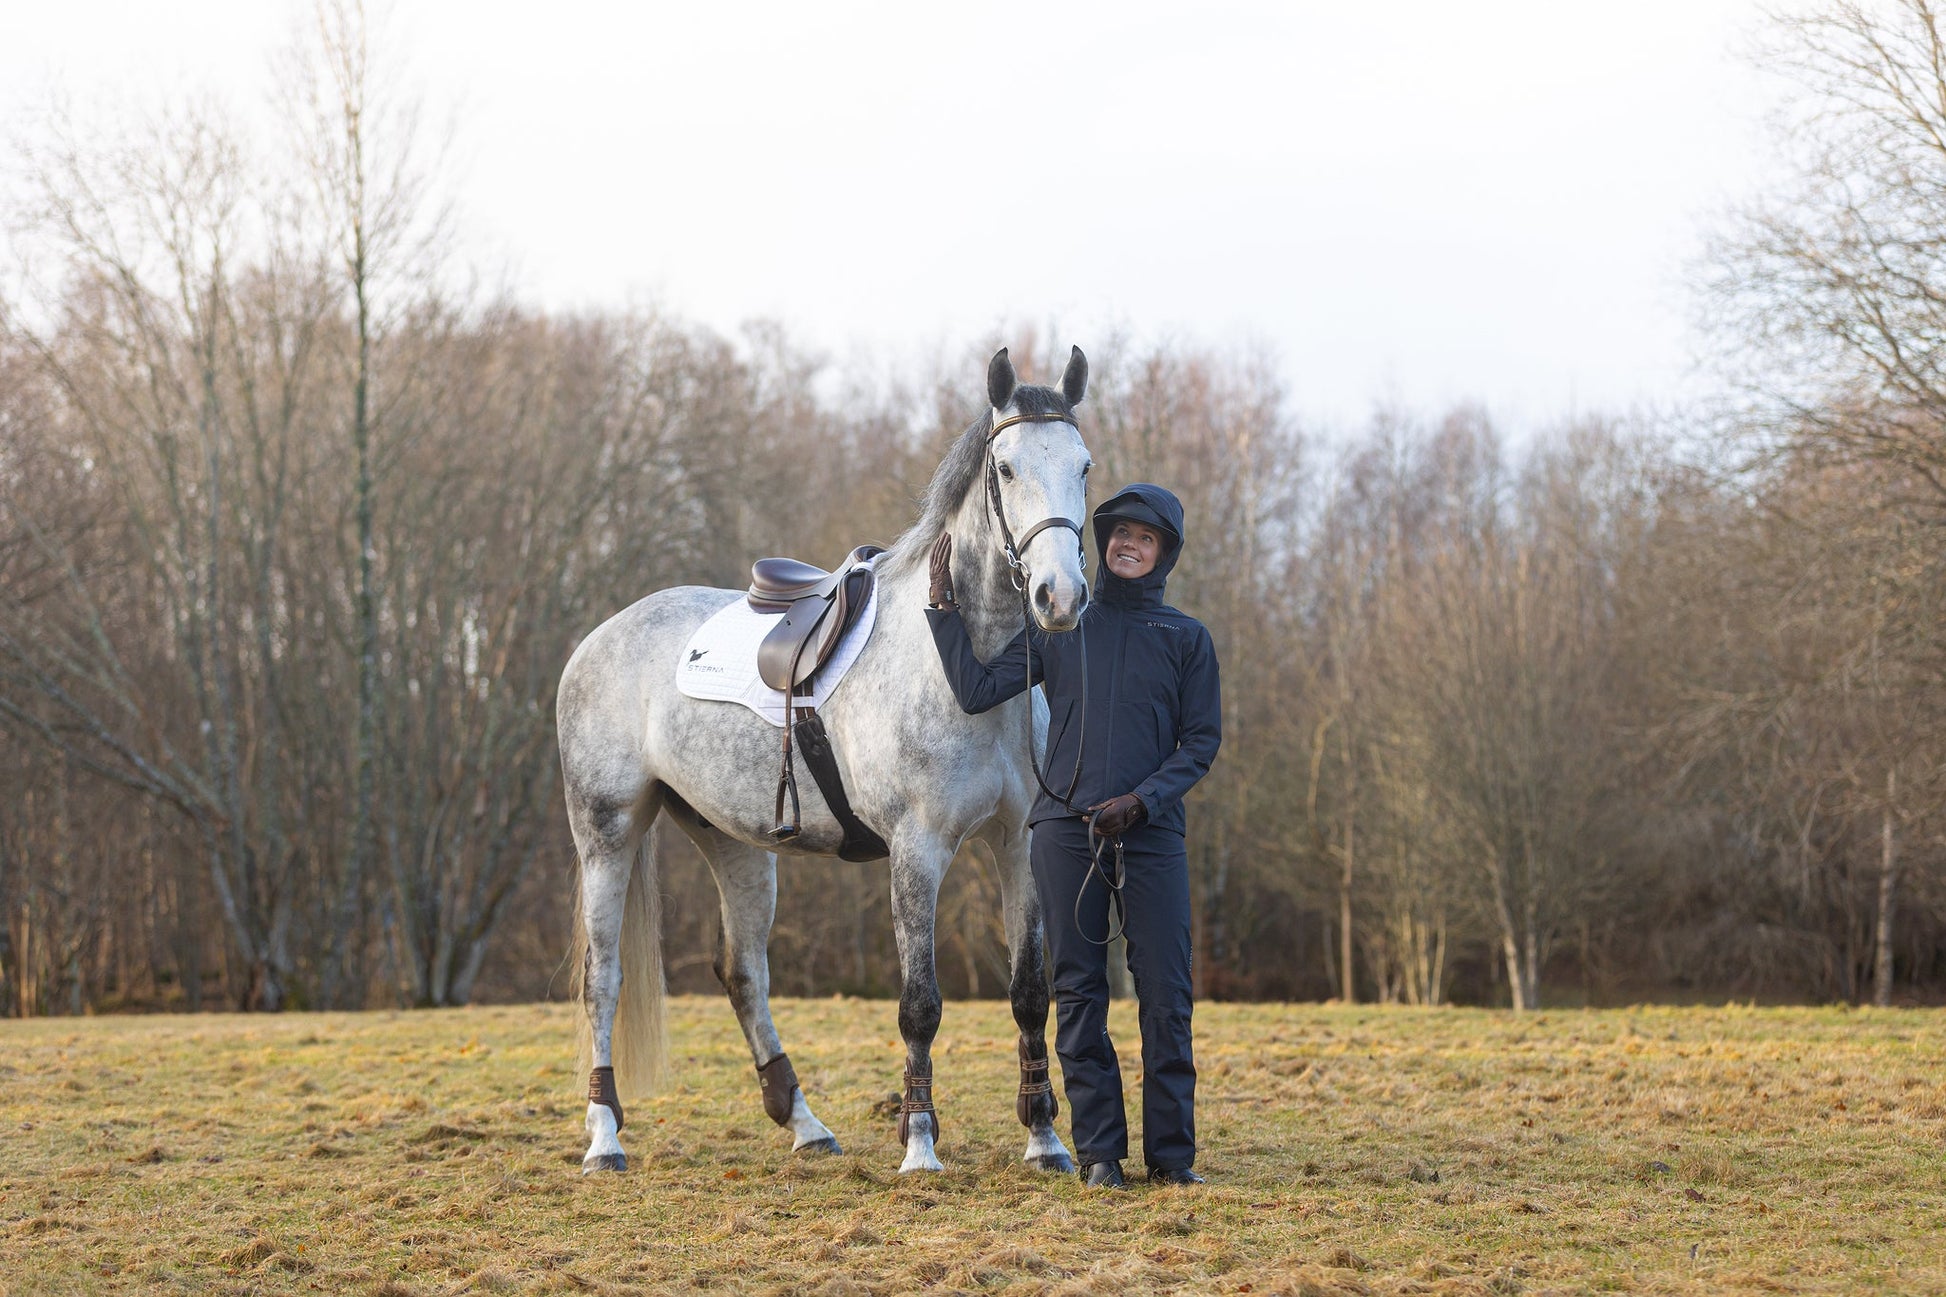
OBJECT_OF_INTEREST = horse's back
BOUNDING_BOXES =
[558,585,741,808]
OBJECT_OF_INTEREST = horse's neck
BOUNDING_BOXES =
[869,477,1029,663]
[949,485,1028,661]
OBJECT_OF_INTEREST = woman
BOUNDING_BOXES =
[926,483,1222,1188]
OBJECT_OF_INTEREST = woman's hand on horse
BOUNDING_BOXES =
[928,533,956,609]
[1088,793,1147,837]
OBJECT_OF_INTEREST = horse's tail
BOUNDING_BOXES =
[572,820,669,1103]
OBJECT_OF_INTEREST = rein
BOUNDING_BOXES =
[982,410,1091,817]
[1078,825,1127,947]
[983,410,1133,947]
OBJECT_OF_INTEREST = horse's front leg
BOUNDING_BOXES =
[986,820,1076,1173]
[889,836,951,1173]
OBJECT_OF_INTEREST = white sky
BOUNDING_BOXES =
[0,1,1786,428]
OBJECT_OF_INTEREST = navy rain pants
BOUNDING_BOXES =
[1031,816,1196,1173]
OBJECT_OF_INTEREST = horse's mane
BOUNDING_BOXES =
[883,385,1075,575]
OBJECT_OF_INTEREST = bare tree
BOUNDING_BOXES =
[285,0,447,1006]
[0,106,336,1008]
[1709,0,1946,509]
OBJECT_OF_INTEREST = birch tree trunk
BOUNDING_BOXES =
[1339,804,1356,1005]
[1874,770,1898,1008]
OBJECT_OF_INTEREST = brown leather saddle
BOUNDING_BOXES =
[746,544,888,861]
[747,545,882,691]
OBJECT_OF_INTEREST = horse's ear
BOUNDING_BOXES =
[987,348,1017,409]
[1061,346,1088,406]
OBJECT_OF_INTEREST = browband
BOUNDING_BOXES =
[988,411,1079,439]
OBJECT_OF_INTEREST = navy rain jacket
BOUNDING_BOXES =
[926,483,1223,836]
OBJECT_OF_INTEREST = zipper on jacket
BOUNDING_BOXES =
[1097,605,1131,807]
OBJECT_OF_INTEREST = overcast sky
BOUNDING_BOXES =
[1,1,1786,428]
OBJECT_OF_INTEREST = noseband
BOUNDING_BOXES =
[984,411,1086,590]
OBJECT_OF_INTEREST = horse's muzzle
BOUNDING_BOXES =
[1031,578,1087,633]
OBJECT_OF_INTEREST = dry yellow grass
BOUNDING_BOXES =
[2,998,1943,1295]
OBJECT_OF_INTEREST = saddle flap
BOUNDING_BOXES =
[756,594,833,692]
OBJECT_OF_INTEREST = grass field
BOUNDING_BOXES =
[2,997,1944,1295]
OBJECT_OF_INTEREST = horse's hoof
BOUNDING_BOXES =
[581,1152,628,1175]
[794,1136,842,1156]
[1029,1152,1075,1174]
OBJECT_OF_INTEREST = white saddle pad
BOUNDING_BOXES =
[674,558,880,727]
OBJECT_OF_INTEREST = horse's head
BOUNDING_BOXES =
[983,346,1092,633]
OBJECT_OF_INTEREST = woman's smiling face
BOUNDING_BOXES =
[1104,520,1164,579]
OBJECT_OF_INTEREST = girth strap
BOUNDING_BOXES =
[792,711,890,861]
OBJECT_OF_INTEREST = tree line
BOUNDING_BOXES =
[3,1,1943,1014]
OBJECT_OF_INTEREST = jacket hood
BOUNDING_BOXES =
[1092,483,1185,606]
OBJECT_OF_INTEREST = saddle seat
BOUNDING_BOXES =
[747,544,884,694]
[749,557,844,608]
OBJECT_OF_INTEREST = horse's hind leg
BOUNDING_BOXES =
[571,789,659,1175]
[985,821,1076,1173]
[673,816,841,1155]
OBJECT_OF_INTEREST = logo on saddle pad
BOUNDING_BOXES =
[683,645,726,676]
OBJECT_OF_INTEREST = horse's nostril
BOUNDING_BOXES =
[1033,585,1053,616]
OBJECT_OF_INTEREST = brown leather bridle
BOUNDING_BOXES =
[984,411,1087,589]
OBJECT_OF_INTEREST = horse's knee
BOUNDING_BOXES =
[716,956,762,1020]
[725,970,759,1019]
[1009,953,1050,1033]
[897,981,942,1044]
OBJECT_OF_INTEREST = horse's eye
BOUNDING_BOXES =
[998,462,1014,481]
[1082,461,1093,477]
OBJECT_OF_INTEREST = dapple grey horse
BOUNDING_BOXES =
[557,347,1093,1175]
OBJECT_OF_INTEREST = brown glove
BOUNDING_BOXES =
[1088,793,1147,837]
[928,532,956,608]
